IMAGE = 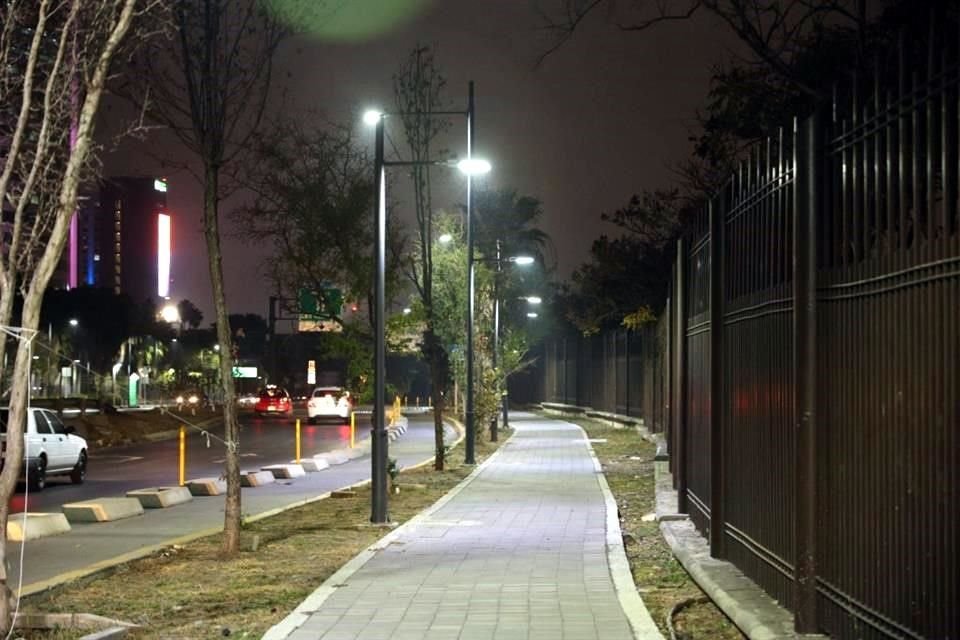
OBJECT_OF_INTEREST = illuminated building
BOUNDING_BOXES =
[74,176,172,304]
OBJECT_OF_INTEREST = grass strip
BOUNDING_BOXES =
[19,438,502,640]
[562,415,744,640]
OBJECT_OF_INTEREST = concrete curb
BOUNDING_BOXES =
[262,419,505,640]
[569,421,664,640]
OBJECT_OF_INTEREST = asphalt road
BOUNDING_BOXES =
[8,413,451,594]
[11,407,365,514]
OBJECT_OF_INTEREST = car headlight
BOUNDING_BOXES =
[188,395,199,404]
[175,395,185,404]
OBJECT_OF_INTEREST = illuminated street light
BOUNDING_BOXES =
[366,82,486,518]
[511,256,535,265]
[527,312,539,318]
[526,296,542,304]
[68,318,79,327]
[456,158,492,176]
[160,304,180,324]
[438,233,453,244]
[403,307,412,315]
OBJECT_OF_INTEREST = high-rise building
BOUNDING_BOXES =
[74,176,172,305]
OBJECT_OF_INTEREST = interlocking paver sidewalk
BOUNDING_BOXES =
[264,412,662,640]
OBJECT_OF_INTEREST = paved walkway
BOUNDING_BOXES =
[265,412,662,640]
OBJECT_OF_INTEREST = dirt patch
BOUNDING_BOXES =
[65,408,220,448]
[18,438,502,639]
[567,416,744,640]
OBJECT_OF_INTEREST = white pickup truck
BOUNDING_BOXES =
[0,407,88,491]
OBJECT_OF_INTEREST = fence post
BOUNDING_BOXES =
[675,236,688,514]
[709,195,726,558]
[794,113,820,632]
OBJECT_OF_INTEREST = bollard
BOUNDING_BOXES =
[350,412,356,448]
[403,395,407,408]
[295,418,301,464]
[179,425,186,487]
[416,396,420,408]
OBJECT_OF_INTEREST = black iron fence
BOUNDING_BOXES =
[536,19,958,640]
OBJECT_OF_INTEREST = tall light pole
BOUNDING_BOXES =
[465,81,476,465]
[365,81,490,521]
[371,114,388,524]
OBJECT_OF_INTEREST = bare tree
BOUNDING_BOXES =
[0,0,145,629]
[127,0,285,554]
[538,0,867,98]
[393,45,453,470]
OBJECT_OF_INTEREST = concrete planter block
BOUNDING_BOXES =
[126,487,193,509]
[241,470,276,487]
[7,512,71,541]
[62,498,144,523]
[297,458,329,472]
[308,456,331,471]
[262,464,306,479]
[185,477,227,496]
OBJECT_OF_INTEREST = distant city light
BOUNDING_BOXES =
[363,109,383,126]
[157,213,171,298]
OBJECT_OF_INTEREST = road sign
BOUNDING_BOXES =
[232,366,258,378]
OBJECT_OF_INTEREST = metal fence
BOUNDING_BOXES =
[536,18,958,640]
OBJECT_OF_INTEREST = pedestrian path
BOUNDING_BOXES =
[265,412,662,640]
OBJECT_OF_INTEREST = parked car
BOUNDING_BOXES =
[254,386,293,417]
[306,386,353,423]
[0,407,88,491]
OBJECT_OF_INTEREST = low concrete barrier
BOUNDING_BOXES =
[298,458,328,472]
[185,477,226,496]
[241,470,276,487]
[126,487,193,509]
[262,464,306,479]
[7,513,71,541]
[62,498,144,523]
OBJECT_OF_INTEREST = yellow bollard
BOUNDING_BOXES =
[178,426,186,487]
[295,418,301,464]
[350,411,356,449]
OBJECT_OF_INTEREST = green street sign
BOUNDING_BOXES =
[298,287,343,320]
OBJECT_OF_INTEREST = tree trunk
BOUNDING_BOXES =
[424,326,445,471]
[201,162,242,555]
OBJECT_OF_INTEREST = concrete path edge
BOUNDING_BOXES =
[572,421,665,640]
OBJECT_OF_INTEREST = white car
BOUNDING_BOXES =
[0,407,88,491]
[306,387,352,423]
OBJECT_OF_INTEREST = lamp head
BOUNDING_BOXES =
[438,233,453,244]
[512,256,535,266]
[456,158,492,176]
[526,312,539,319]
[362,109,383,126]
[526,296,542,304]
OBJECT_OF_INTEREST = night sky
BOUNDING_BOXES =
[101,1,734,321]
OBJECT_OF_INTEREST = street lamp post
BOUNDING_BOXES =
[366,81,489,522]
[490,240,502,442]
